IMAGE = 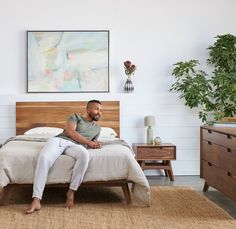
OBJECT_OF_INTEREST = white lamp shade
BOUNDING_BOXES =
[144,116,155,126]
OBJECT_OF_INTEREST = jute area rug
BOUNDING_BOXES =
[0,186,235,229]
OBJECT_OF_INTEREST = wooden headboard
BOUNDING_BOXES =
[16,101,120,137]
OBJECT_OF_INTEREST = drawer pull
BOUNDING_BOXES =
[207,141,212,145]
[208,130,212,134]
[227,135,232,139]
[208,162,212,166]
[227,172,236,179]
[227,148,231,152]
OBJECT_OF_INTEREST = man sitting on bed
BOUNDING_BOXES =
[25,100,102,214]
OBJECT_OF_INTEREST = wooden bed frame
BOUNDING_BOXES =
[16,101,120,136]
[0,101,132,205]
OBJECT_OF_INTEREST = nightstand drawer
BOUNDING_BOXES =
[136,147,176,160]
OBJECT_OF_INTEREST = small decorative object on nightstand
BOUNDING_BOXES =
[144,116,155,144]
[133,143,176,181]
[154,136,162,145]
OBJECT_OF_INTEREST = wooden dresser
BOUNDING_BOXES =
[200,126,236,202]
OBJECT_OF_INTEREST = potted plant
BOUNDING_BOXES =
[170,34,236,124]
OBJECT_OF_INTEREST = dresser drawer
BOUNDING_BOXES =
[201,140,236,174]
[136,147,176,160]
[202,128,236,149]
[201,160,236,202]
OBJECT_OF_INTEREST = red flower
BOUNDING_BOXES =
[130,65,136,72]
[124,61,131,68]
[124,60,136,77]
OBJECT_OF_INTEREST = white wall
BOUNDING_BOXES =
[0,0,236,175]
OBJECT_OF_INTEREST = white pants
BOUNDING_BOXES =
[33,137,89,199]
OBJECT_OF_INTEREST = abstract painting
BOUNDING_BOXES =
[27,30,109,92]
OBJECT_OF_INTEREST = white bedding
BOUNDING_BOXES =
[0,135,150,206]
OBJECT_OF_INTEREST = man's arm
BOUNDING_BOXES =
[64,121,101,149]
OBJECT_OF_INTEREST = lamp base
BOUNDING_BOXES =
[147,126,153,144]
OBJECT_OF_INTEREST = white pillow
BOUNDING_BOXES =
[99,127,117,139]
[24,127,64,136]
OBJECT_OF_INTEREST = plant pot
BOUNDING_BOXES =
[221,117,236,122]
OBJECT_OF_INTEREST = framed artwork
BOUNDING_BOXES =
[27,30,109,93]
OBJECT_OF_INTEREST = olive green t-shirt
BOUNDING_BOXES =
[56,113,101,145]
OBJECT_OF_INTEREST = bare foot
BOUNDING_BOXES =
[65,189,75,209]
[25,198,41,214]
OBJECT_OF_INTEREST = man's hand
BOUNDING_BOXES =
[64,121,102,149]
[87,140,102,149]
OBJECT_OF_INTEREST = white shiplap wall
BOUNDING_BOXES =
[1,0,236,175]
[0,93,202,175]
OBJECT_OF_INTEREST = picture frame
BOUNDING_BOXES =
[27,30,109,93]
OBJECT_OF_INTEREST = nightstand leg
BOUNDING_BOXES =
[166,161,175,181]
[163,161,168,177]
[164,170,168,177]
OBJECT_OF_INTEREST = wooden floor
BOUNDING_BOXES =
[148,175,236,219]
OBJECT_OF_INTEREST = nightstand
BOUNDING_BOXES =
[133,143,176,181]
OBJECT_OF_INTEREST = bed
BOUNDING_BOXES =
[0,101,150,206]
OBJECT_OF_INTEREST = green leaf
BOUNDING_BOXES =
[170,34,236,123]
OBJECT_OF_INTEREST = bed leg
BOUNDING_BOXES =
[0,185,11,206]
[121,183,131,204]
[0,187,6,206]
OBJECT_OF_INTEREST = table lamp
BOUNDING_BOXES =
[144,115,155,144]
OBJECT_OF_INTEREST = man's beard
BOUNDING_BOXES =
[89,113,100,121]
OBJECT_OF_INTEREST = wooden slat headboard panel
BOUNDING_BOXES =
[16,101,120,137]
